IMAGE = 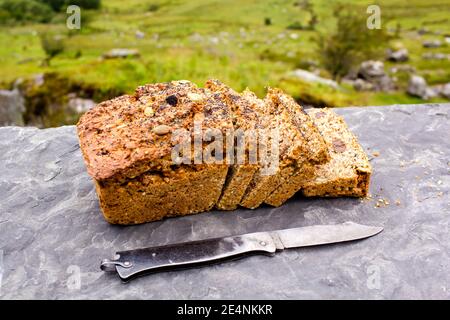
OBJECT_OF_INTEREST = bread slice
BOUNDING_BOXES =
[240,88,328,209]
[264,90,329,206]
[300,108,371,197]
[77,81,233,224]
[205,79,263,210]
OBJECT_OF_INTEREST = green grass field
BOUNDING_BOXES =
[1,0,449,110]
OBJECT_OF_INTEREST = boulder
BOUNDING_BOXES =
[387,48,409,62]
[407,75,436,100]
[358,60,385,79]
[422,52,450,60]
[422,40,442,48]
[433,83,450,99]
[441,84,450,99]
[102,49,140,59]
[357,61,394,92]
[135,30,145,39]
[290,69,339,89]
[0,89,25,126]
[352,78,374,91]
[389,65,416,74]
[67,96,96,113]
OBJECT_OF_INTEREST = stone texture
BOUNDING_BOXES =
[102,49,140,59]
[290,69,339,89]
[356,61,394,92]
[422,40,442,48]
[0,89,25,126]
[407,75,435,100]
[0,104,449,299]
[386,48,409,62]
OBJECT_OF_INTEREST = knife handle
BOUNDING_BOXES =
[101,232,277,281]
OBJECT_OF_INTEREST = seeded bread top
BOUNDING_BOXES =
[255,88,317,167]
[266,88,329,165]
[205,79,261,131]
[77,81,232,182]
[305,108,371,183]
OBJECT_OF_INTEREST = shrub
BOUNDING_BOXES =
[316,3,388,80]
[65,0,101,10]
[0,0,53,23]
[40,0,66,11]
[40,33,65,66]
[147,3,160,12]
[287,21,305,30]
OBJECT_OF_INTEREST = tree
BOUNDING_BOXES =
[317,3,388,80]
[0,0,53,23]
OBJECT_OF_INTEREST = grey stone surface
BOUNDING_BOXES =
[0,89,25,126]
[0,104,449,299]
[386,48,409,62]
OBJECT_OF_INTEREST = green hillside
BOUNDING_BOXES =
[1,0,449,116]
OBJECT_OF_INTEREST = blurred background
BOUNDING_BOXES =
[0,0,449,128]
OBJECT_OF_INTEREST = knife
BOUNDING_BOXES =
[100,221,382,281]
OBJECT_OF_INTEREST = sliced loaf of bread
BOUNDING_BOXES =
[205,79,264,210]
[240,88,328,209]
[264,90,329,206]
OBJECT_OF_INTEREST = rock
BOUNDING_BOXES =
[445,37,450,44]
[389,65,416,74]
[152,33,160,41]
[407,75,435,100]
[67,96,96,113]
[34,73,45,87]
[417,27,430,35]
[357,61,394,92]
[289,33,299,40]
[2,104,450,299]
[352,78,374,91]
[209,36,219,45]
[358,60,385,79]
[290,69,339,89]
[386,48,409,62]
[422,52,450,60]
[102,48,140,59]
[0,89,25,126]
[286,51,295,58]
[135,30,145,39]
[441,83,450,99]
[433,83,450,99]
[422,40,442,48]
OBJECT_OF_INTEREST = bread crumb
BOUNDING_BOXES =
[144,106,154,116]
[372,151,380,157]
[395,199,401,206]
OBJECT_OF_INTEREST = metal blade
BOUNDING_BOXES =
[273,221,383,249]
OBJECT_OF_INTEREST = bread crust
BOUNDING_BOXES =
[77,81,233,224]
[300,108,371,197]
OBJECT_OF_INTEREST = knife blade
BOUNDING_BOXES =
[101,221,382,281]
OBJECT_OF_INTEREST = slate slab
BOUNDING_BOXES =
[0,104,449,299]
